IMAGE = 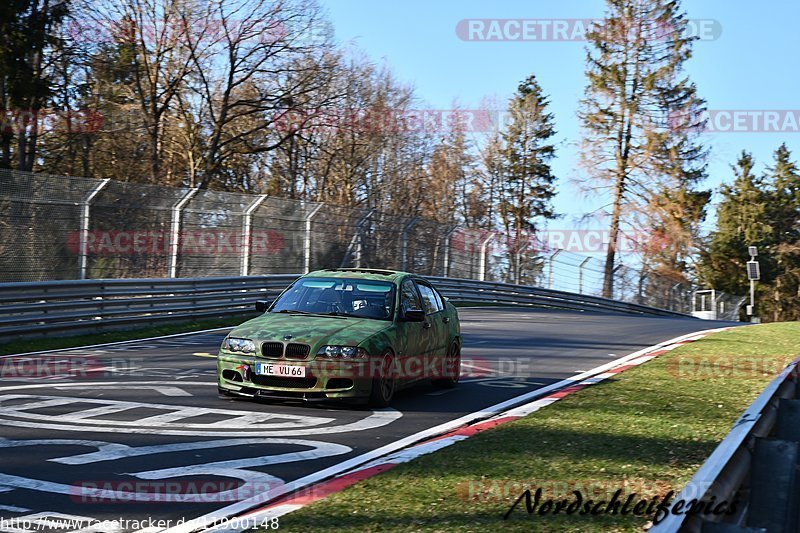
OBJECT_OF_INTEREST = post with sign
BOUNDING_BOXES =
[746,246,760,323]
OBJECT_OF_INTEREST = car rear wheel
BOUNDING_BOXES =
[434,340,460,388]
[369,350,397,407]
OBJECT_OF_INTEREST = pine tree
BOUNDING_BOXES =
[642,62,710,285]
[768,144,800,243]
[765,144,800,320]
[0,0,69,170]
[578,0,704,298]
[499,74,557,284]
[698,152,774,298]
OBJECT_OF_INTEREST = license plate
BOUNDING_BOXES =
[255,363,306,377]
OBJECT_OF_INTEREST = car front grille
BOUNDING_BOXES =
[285,343,311,360]
[252,375,318,389]
[261,342,284,358]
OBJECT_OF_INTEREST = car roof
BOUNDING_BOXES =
[304,268,410,283]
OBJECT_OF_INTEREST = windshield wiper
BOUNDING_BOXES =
[272,309,347,318]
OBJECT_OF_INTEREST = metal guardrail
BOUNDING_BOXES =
[651,358,800,532]
[0,274,692,340]
[0,276,297,338]
[427,277,690,318]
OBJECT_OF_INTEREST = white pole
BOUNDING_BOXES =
[578,257,591,294]
[169,188,199,278]
[548,250,563,289]
[515,233,531,285]
[478,232,496,282]
[400,217,419,272]
[78,179,110,280]
[240,194,268,276]
[442,225,459,277]
[304,203,324,273]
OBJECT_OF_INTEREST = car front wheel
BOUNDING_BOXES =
[369,350,397,407]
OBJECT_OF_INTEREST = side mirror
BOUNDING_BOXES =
[403,309,425,322]
[255,300,270,313]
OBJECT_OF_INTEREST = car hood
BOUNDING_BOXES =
[230,313,391,349]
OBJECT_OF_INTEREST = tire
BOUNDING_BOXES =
[434,341,461,388]
[369,350,397,407]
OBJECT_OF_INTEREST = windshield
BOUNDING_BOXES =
[270,277,396,321]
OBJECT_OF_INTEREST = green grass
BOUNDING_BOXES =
[0,315,256,356]
[272,322,800,532]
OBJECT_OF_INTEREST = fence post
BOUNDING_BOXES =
[578,257,591,294]
[78,178,110,280]
[670,283,682,312]
[303,203,324,273]
[478,232,496,282]
[514,234,531,285]
[339,209,375,268]
[240,194,268,276]
[169,188,199,278]
[400,217,419,272]
[637,270,647,304]
[548,249,563,289]
[610,264,624,300]
[442,225,459,277]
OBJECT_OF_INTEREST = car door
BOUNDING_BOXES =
[414,280,447,378]
[396,278,427,385]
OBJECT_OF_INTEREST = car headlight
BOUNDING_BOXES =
[317,345,367,359]
[221,337,256,354]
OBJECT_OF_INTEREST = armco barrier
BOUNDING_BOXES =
[0,273,692,339]
[651,358,800,532]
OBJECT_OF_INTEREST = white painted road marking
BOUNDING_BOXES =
[54,385,193,397]
[0,382,402,437]
[0,394,334,430]
[0,503,30,512]
[0,438,351,505]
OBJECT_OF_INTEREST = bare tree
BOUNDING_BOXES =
[178,0,337,188]
[577,0,705,298]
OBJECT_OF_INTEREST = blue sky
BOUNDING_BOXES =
[318,0,800,232]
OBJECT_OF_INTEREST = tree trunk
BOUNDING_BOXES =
[603,174,625,298]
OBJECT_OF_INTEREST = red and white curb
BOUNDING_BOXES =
[195,326,734,532]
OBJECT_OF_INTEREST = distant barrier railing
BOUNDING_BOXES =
[0,274,693,340]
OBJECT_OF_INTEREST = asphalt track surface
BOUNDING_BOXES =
[0,308,737,532]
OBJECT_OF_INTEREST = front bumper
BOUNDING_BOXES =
[217,353,376,400]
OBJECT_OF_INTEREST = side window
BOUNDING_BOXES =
[432,288,446,311]
[400,280,423,312]
[417,283,442,315]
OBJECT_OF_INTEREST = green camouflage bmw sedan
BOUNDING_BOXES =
[217,268,461,406]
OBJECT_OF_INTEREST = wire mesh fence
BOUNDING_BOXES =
[0,169,727,315]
